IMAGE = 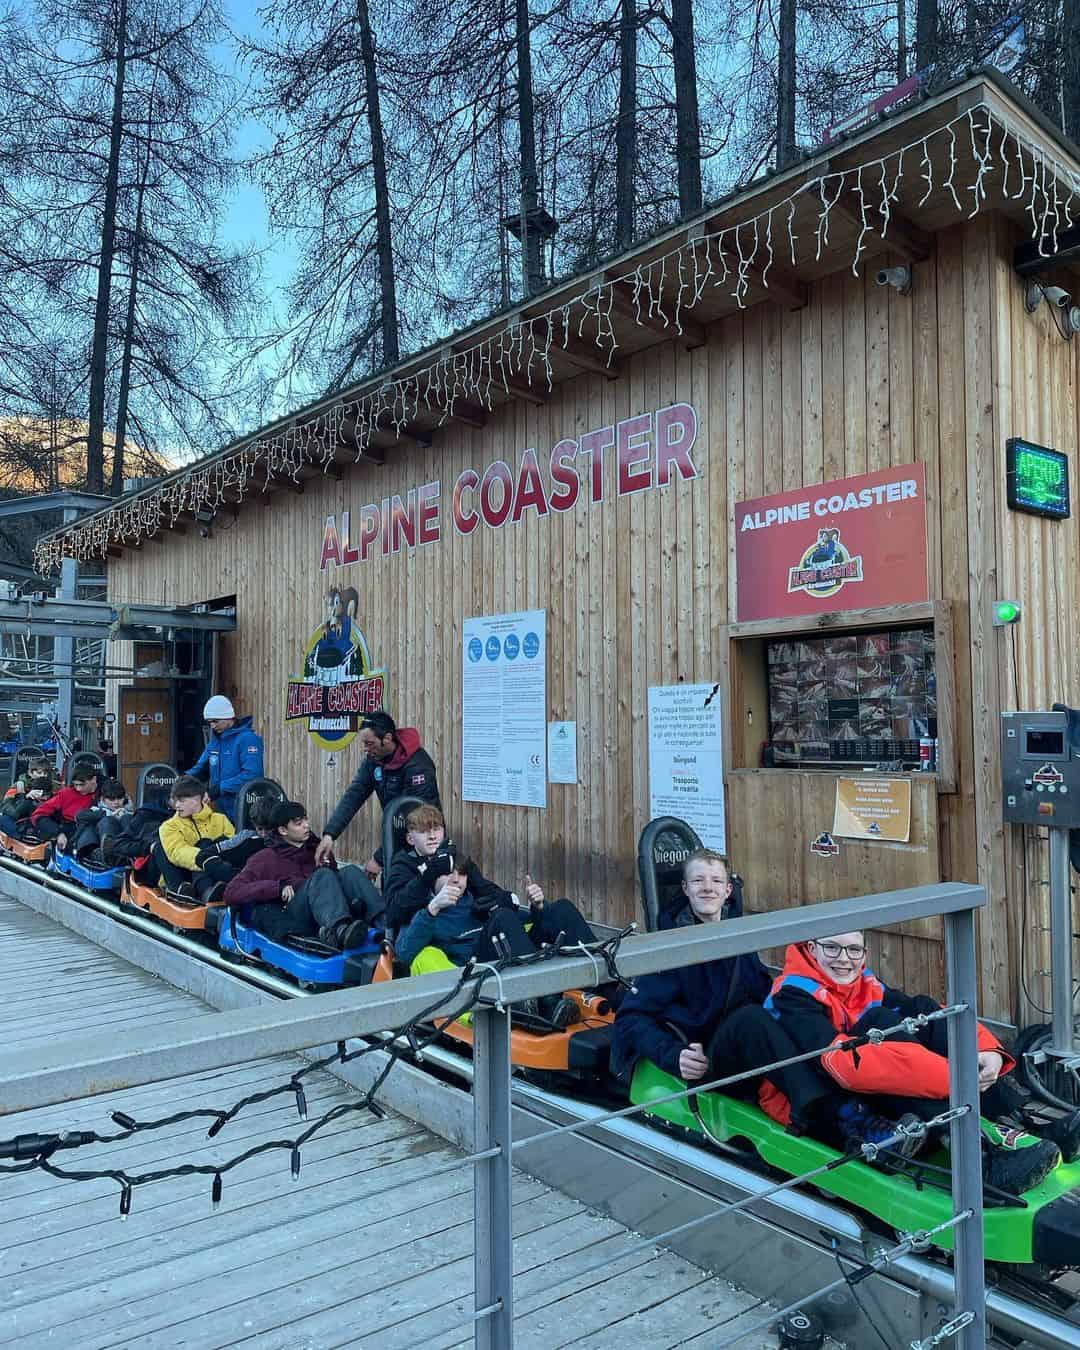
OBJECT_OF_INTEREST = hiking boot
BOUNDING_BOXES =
[1023,1109,1080,1164]
[981,1122,1061,1196]
[324,918,370,951]
[835,1100,925,1159]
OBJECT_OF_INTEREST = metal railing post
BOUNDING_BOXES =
[472,1004,514,1349]
[943,903,986,1349]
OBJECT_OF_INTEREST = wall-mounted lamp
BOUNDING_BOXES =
[1024,281,1080,337]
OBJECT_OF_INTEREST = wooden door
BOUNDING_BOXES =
[119,686,173,799]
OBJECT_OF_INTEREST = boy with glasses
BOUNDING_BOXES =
[763,930,1080,1195]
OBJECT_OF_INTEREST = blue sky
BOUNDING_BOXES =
[219,1,298,322]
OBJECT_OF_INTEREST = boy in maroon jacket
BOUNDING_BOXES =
[23,766,99,849]
[223,801,383,950]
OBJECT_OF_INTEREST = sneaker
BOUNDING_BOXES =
[200,880,227,906]
[169,881,197,902]
[835,1100,924,1159]
[981,1122,1061,1196]
[1024,1109,1080,1164]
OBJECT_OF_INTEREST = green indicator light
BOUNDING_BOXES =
[994,600,1021,626]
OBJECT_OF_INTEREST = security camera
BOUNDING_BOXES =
[198,524,212,540]
[875,265,912,295]
[1025,281,1073,312]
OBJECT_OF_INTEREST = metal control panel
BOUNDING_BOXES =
[1001,710,1080,828]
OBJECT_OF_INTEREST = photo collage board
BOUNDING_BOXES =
[767,627,937,766]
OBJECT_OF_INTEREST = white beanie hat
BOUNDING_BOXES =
[203,694,235,720]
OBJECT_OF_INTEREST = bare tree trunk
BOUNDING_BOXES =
[111,165,152,495]
[1065,0,1080,138]
[86,0,128,495]
[515,0,544,296]
[777,0,797,169]
[897,0,908,81]
[670,0,701,214]
[615,0,637,251]
[916,0,938,71]
[357,0,399,366]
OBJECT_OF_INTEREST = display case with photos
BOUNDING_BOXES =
[767,626,936,767]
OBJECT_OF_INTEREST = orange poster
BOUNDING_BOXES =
[832,777,912,842]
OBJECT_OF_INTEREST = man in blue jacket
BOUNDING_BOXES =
[188,695,264,824]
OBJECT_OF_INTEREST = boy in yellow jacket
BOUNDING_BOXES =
[155,775,262,903]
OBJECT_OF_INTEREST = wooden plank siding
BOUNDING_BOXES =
[108,213,1080,1022]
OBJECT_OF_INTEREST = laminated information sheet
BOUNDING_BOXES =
[647,683,726,850]
[462,609,547,807]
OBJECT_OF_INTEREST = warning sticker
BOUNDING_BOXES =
[1032,762,1064,786]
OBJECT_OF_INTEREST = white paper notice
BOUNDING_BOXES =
[463,610,547,807]
[648,683,726,850]
[547,721,577,784]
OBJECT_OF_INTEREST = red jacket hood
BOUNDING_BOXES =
[774,942,881,1031]
[385,727,422,770]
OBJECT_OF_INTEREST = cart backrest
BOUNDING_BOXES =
[137,763,178,808]
[236,777,286,831]
[381,794,431,874]
[636,817,745,931]
[10,744,47,786]
[66,751,106,784]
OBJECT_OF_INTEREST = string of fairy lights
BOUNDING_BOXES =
[0,929,637,1215]
[33,99,1080,575]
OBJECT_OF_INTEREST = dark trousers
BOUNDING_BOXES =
[475,898,596,962]
[73,815,125,859]
[152,842,238,900]
[30,816,68,845]
[708,1004,834,1123]
[246,865,382,944]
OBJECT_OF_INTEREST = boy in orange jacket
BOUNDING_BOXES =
[763,931,1080,1195]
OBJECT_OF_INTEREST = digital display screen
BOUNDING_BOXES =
[1025,729,1064,757]
[1006,438,1070,519]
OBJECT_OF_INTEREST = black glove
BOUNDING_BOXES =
[194,839,222,865]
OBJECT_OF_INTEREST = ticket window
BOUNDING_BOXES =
[725,606,955,790]
[766,626,935,770]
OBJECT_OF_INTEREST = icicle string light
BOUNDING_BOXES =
[36,101,1080,572]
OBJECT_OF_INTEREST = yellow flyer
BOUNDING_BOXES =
[832,777,912,842]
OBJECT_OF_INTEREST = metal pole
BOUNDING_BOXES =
[943,904,986,1350]
[472,1005,514,1349]
[1048,828,1076,1055]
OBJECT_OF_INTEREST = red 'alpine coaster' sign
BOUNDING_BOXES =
[735,464,928,622]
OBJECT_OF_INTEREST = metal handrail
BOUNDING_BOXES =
[0,880,988,1350]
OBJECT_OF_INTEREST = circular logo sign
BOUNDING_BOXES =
[485,635,501,661]
[522,631,540,659]
[467,637,483,663]
[503,633,520,660]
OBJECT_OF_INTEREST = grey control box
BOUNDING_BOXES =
[1001,710,1080,828]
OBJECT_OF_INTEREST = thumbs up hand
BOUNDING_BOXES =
[524,874,544,908]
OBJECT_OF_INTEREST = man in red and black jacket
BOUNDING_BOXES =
[762,931,1080,1195]
[23,766,99,849]
[315,712,440,875]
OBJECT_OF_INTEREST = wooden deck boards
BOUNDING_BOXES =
[0,893,775,1348]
